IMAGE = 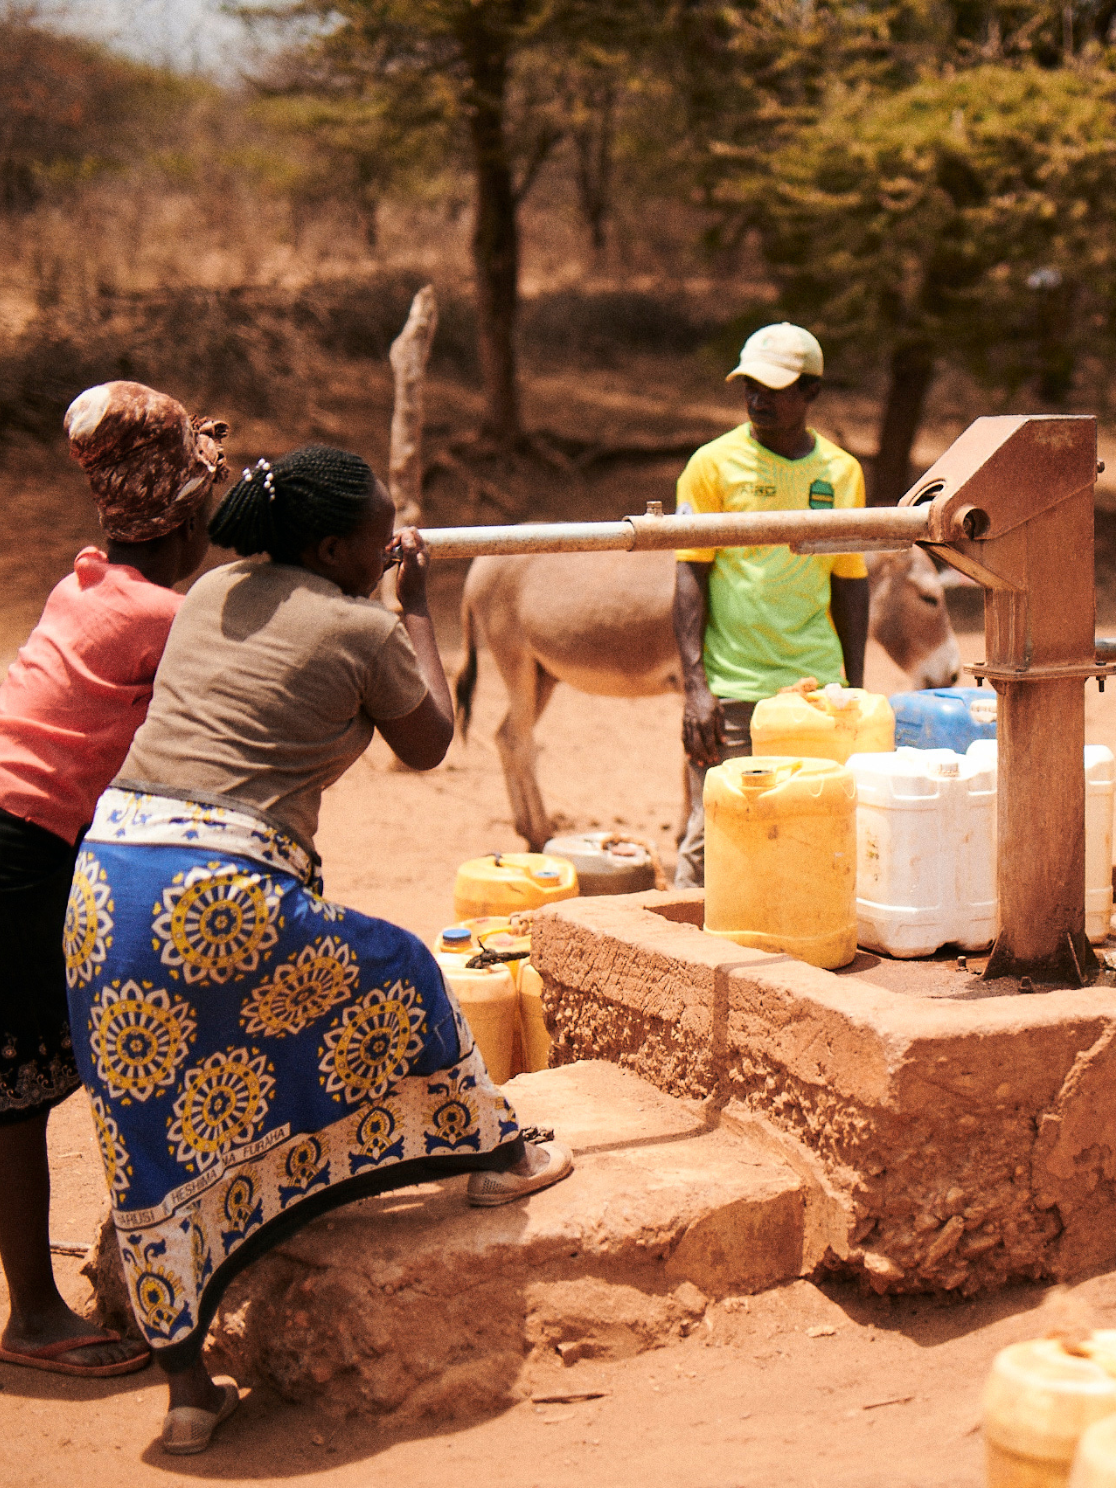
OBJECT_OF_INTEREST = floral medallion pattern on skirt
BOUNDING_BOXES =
[68,789,519,1352]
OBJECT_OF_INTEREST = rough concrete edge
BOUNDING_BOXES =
[714,1100,855,1272]
[536,890,1116,1054]
[82,1209,143,1340]
[529,899,848,1280]
[534,891,1116,1295]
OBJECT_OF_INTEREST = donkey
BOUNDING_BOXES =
[454,547,962,850]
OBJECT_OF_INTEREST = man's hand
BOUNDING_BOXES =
[682,683,725,767]
[778,676,818,697]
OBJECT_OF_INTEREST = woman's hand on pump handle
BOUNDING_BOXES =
[384,527,429,611]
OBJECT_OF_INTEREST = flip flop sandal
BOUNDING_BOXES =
[0,1330,151,1378]
[162,1379,240,1455]
[519,1125,555,1144]
[466,1140,574,1207]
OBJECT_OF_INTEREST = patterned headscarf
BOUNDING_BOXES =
[64,381,230,543]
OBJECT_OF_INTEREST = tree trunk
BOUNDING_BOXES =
[574,81,615,253]
[388,284,438,528]
[461,18,521,445]
[871,342,936,506]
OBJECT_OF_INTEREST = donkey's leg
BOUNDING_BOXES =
[533,666,559,723]
[494,658,555,850]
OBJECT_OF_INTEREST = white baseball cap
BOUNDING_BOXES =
[727,322,824,388]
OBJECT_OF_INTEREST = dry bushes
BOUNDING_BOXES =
[0,289,314,440]
[0,274,736,446]
[0,15,745,451]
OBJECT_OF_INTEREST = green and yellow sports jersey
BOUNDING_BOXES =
[675,424,868,702]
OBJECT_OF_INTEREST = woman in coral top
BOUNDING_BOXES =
[0,381,228,1379]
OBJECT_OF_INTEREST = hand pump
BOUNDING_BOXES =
[417,414,1108,985]
[900,415,1110,984]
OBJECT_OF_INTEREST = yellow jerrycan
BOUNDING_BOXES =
[433,932,520,1084]
[984,1334,1116,1488]
[750,684,895,764]
[703,756,857,969]
[473,922,532,986]
[1071,1413,1116,1486]
[453,853,578,920]
[517,963,552,1073]
[436,918,533,985]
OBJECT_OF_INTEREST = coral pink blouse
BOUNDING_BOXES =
[0,548,182,844]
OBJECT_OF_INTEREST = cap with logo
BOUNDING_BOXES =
[727,323,824,389]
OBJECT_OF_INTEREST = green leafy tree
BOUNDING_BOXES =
[268,0,662,444]
[714,63,1116,502]
[0,10,195,215]
[249,87,450,246]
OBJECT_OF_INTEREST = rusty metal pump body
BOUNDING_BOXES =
[900,415,1109,983]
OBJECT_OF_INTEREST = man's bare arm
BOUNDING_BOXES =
[673,560,723,766]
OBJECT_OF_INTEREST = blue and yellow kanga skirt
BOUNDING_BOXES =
[66,788,519,1362]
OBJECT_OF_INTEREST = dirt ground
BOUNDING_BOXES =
[8,1081,1116,1488]
[7,372,1116,1484]
[4,618,1116,1486]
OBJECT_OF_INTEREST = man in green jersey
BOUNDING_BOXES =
[673,322,869,887]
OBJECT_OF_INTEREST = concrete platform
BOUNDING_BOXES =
[533,891,1116,1296]
[88,1061,805,1419]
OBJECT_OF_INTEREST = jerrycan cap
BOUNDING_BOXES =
[737,760,801,789]
[969,693,998,725]
[441,927,472,945]
[533,868,561,882]
[823,682,855,709]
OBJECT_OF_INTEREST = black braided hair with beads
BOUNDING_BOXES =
[208,445,380,563]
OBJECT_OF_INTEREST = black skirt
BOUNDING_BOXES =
[0,806,81,1124]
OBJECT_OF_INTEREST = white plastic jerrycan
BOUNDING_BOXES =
[968,740,1114,945]
[846,746,997,958]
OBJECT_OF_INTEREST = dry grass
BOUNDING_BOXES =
[0,262,750,449]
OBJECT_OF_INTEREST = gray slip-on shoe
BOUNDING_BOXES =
[162,1379,240,1455]
[467,1140,573,1207]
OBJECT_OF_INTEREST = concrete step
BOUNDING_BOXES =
[505,1060,808,1298]
[157,1061,808,1419]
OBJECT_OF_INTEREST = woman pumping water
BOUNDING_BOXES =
[66,446,572,1453]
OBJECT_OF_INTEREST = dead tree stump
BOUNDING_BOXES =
[388,284,438,529]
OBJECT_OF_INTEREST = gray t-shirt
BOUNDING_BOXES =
[118,560,427,850]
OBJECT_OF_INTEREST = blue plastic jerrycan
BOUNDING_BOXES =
[889,687,997,752]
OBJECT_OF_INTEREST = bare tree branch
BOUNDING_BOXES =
[512,120,563,205]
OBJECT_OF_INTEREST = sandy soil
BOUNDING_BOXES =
[4,620,1116,1487]
[6,373,1116,1483]
[7,1089,1116,1488]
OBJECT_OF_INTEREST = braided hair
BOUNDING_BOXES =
[208,445,381,563]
